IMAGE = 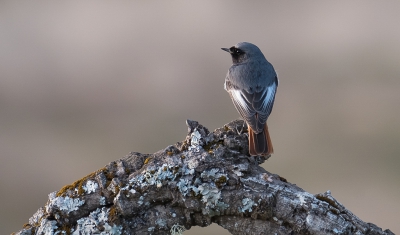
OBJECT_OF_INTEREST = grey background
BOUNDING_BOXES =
[1,1,399,234]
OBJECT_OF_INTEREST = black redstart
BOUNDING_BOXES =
[222,42,278,156]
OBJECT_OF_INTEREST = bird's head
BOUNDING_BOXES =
[222,42,265,64]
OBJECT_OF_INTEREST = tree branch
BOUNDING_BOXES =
[14,120,394,235]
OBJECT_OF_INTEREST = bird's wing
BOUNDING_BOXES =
[247,77,278,123]
[226,76,278,133]
[225,79,256,126]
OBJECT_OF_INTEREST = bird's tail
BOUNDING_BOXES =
[248,123,273,156]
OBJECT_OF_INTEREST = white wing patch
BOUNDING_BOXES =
[260,83,277,116]
[230,89,254,119]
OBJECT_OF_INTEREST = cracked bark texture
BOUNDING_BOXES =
[14,120,394,235]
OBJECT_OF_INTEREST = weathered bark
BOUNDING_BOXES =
[14,120,394,235]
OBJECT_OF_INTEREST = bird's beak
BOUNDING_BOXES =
[221,48,230,53]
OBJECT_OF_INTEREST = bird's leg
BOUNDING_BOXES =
[236,121,246,135]
[235,124,242,135]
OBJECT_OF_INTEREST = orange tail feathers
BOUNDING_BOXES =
[248,123,273,156]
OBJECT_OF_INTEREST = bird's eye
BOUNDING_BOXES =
[230,47,242,54]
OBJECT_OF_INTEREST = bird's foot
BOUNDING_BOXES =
[235,122,246,135]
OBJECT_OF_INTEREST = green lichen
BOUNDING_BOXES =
[173,166,180,174]
[108,184,120,197]
[108,206,119,223]
[223,125,229,131]
[279,176,287,182]
[101,167,116,188]
[190,189,202,199]
[56,170,99,197]
[144,157,151,164]
[203,139,224,152]
[215,175,227,188]
[57,224,72,235]
[179,140,189,151]
[22,223,30,229]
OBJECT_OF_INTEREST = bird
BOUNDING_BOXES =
[222,42,278,156]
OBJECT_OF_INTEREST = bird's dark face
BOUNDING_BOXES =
[222,42,265,64]
[222,46,246,64]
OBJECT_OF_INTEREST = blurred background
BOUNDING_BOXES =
[1,1,399,234]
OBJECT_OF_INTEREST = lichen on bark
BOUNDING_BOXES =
[14,120,394,235]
